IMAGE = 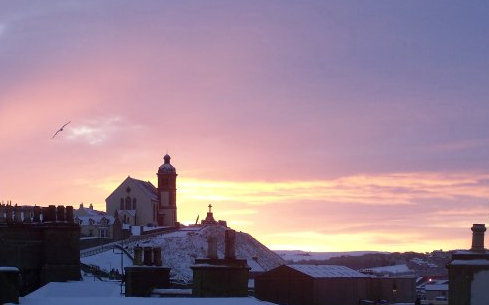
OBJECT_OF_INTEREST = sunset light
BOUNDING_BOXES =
[2,1,489,255]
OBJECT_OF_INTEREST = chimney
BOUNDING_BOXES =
[225,229,236,260]
[153,247,162,266]
[57,206,65,222]
[0,267,19,304]
[207,236,218,259]
[133,246,143,266]
[14,205,22,223]
[143,247,153,266]
[5,205,12,223]
[0,205,6,223]
[471,224,486,252]
[65,206,74,223]
[33,206,41,222]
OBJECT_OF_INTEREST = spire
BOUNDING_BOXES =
[164,154,171,164]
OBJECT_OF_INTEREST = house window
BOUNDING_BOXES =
[100,217,108,226]
[133,198,137,210]
[99,229,108,238]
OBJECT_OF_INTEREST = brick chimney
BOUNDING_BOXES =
[471,224,486,251]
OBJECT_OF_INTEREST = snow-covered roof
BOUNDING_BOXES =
[76,215,116,226]
[74,206,106,217]
[289,265,369,278]
[425,284,448,291]
[247,259,265,272]
[22,281,275,305]
[451,259,489,266]
[363,264,411,274]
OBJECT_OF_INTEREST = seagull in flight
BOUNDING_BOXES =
[52,121,71,139]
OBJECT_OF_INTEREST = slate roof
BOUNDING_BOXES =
[128,177,158,201]
[75,215,116,226]
[424,284,448,291]
[289,265,369,278]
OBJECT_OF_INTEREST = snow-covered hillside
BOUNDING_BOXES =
[81,225,284,283]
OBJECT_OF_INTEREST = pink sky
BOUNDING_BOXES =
[2,1,489,252]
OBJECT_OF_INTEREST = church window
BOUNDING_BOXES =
[133,198,137,210]
[125,196,132,210]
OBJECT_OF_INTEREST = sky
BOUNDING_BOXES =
[1,0,489,253]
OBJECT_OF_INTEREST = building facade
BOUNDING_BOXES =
[74,203,122,240]
[105,154,178,227]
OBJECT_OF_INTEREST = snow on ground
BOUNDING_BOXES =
[275,250,382,262]
[81,225,284,283]
[366,264,411,274]
[81,248,133,273]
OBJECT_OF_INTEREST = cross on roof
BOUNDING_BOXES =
[208,204,212,213]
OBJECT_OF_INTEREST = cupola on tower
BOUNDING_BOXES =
[157,154,178,226]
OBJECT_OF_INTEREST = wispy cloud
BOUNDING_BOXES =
[179,172,489,206]
[66,116,140,145]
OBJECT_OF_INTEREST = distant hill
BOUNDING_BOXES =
[275,250,382,262]
[82,225,285,283]
[274,250,451,277]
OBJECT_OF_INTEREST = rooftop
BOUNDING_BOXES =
[289,264,369,278]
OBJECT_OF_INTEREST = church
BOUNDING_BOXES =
[106,154,178,227]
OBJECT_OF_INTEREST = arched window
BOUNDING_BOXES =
[132,198,137,210]
[120,198,124,210]
[125,196,132,210]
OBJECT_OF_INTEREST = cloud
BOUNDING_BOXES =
[178,172,489,207]
[174,171,489,251]
[66,116,141,145]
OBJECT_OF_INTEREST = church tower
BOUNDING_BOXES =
[157,154,177,227]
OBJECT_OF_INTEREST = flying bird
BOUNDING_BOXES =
[52,121,71,139]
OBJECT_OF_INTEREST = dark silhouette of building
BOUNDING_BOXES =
[0,204,80,296]
[255,264,415,305]
[124,246,171,297]
[447,224,489,305]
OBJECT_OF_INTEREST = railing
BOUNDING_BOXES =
[80,227,179,258]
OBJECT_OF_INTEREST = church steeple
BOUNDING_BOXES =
[157,154,177,227]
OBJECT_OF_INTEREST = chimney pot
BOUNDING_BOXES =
[471,224,486,251]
